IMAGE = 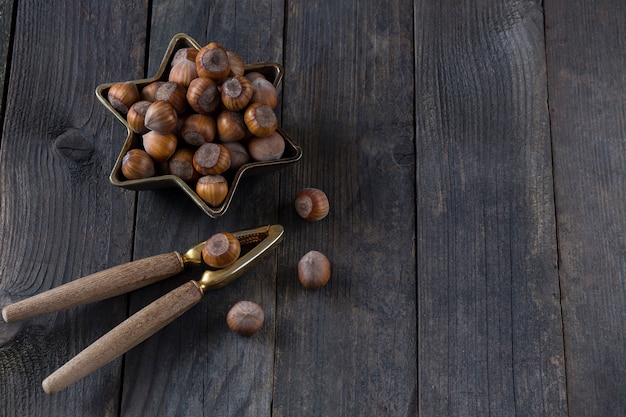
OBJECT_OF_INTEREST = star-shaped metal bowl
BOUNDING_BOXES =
[95,33,302,218]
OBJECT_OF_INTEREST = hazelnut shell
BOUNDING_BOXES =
[294,188,329,221]
[226,301,264,336]
[298,251,331,289]
[195,174,229,207]
[193,143,231,175]
[187,77,221,115]
[121,149,155,179]
[248,132,285,161]
[108,82,140,114]
[202,232,241,268]
[196,42,230,82]
[244,102,278,137]
[142,131,178,162]
[144,100,178,133]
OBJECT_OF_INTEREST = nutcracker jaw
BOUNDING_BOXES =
[198,224,284,291]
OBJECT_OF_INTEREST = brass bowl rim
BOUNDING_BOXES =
[95,33,302,218]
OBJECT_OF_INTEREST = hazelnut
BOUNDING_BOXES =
[216,110,247,142]
[140,81,164,102]
[294,188,329,221]
[220,75,253,111]
[244,72,266,83]
[168,148,199,182]
[244,102,278,137]
[195,174,229,207]
[247,132,285,161]
[144,100,178,133]
[108,82,140,114]
[186,77,221,115]
[121,149,155,179]
[202,232,241,268]
[171,47,198,67]
[155,81,188,114]
[249,77,278,109]
[196,42,230,82]
[227,51,245,76]
[126,100,151,134]
[222,142,250,170]
[227,301,264,336]
[168,60,198,87]
[142,131,177,162]
[180,114,216,146]
[193,143,231,175]
[297,251,331,289]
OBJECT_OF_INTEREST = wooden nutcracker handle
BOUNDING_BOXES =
[42,280,204,394]
[2,252,184,323]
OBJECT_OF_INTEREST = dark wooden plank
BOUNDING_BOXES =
[544,1,626,416]
[0,0,14,120]
[0,1,147,415]
[273,1,417,415]
[119,2,286,416]
[415,1,567,415]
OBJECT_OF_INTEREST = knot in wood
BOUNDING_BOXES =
[54,128,94,163]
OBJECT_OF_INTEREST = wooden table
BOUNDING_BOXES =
[0,1,624,416]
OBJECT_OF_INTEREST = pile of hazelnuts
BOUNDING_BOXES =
[107,42,285,207]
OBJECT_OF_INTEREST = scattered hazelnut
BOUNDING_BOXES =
[227,301,264,336]
[298,251,331,289]
[294,188,329,221]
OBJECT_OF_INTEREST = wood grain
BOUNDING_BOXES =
[0,0,13,121]
[545,1,626,416]
[118,1,287,416]
[0,0,624,415]
[274,0,417,415]
[415,1,566,415]
[42,280,203,395]
[0,0,147,414]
